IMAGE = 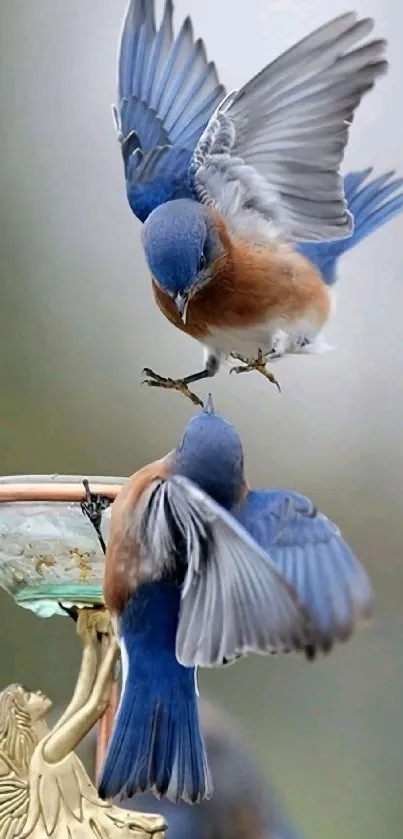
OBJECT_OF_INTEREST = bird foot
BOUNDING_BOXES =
[80,479,112,553]
[142,368,204,408]
[229,352,281,392]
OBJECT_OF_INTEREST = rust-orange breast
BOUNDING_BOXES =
[104,457,170,614]
[151,215,330,339]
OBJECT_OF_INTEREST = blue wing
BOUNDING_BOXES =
[236,489,373,658]
[138,475,312,667]
[297,168,403,284]
[113,0,225,222]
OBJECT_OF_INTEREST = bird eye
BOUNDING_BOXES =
[198,253,206,272]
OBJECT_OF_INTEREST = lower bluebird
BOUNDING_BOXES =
[98,397,372,804]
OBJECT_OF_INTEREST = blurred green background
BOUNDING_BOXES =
[1,1,403,838]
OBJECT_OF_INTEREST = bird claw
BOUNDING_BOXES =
[141,368,204,408]
[229,353,281,393]
[80,479,112,553]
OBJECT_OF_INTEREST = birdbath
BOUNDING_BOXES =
[0,475,165,839]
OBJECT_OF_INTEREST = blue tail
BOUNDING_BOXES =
[297,168,403,285]
[98,580,211,804]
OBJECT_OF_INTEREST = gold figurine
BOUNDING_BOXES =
[0,609,166,839]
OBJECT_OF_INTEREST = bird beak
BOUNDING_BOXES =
[204,393,214,414]
[175,292,189,323]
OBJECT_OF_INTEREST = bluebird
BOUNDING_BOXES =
[113,0,389,405]
[126,699,309,839]
[99,396,372,804]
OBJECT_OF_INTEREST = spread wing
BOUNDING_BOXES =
[236,490,373,658]
[139,475,312,667]
[189,13,387,243]
[114,0,225,222]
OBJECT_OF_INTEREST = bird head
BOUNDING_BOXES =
[173,395,245,509]
[142,199,223,322]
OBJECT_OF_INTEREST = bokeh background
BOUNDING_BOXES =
[1,1,403,837]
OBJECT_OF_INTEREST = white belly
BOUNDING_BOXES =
[204,312,327,360]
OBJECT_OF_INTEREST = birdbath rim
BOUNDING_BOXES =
[0,474,126,503]
[0,474,127,617]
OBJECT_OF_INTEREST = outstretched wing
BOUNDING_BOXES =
[236,490,373,658]
[114,0,225,222]
[190,13,387,243]
[139,475,312,668]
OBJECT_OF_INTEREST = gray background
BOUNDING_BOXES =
[1,1,402,837]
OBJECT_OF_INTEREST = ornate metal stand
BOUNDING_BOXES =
[0,475,166,839]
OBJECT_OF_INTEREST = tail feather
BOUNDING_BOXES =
[297,168,403,284]
[98,582,211,804]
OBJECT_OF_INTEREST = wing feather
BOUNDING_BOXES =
[139,476,312,667]
[236,490,373,657]
[114,0,225,221]
[190,13,387,243]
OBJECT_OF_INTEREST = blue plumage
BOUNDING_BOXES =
[113,4,400,397]
[297,169,403,285]
[99,580,210,804]
[114,0,225,222]
[142,199,214,298]
[173,405,372,661]
[173,406,244,510]
[236,489,372,651]
[102,401,373,803]
[140,402,373,665]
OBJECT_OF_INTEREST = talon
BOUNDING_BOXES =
[141,368,166,383]
[179,386,204,408]
[80,480,111,553]
[267,373,282,393]
[141,368,204,408]
[141,377,175,388]
[228,353,281,393]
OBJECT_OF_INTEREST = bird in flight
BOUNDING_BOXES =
[113,1,390,406]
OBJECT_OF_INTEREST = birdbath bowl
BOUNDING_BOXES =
[0,475,125,617]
